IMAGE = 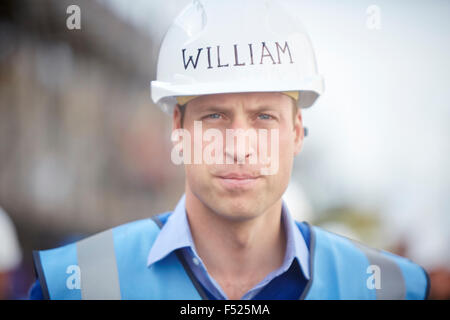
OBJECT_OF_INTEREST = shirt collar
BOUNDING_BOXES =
[281,201,310,280]
[147,194,194,266]
[147,195,310,280]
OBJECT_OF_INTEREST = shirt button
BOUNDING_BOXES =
[192,257,200,266]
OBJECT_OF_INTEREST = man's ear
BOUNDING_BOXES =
[293,109,304,156]
[173,104,182,131]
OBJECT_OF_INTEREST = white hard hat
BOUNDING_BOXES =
[151,0,324,114]
[0,207,22,272]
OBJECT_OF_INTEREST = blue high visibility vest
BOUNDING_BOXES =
[32,212,429,300]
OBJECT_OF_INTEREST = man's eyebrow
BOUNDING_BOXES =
[193,105,231,113]
[192,103,283,114]
[247,105,282,114]
[254,105,280,110]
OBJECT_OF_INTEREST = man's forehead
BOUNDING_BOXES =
[188,92,290,107]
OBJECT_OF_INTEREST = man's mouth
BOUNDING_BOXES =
[215,172,261,189]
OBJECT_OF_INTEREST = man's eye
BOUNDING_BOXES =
[206,113,221,119]
[258,113,273,120]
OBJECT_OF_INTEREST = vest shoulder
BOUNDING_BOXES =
[311,225,420,267]
[32,215,169,299]
[40,217,161,254]
[309,225,429,299]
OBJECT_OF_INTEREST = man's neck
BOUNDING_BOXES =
[184,189,286,299]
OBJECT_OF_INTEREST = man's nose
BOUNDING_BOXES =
[224,117,257,164]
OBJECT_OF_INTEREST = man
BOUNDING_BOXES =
[29,0,429,299]
[0,207,22,300]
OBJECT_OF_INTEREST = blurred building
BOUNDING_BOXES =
[0,0,184,297]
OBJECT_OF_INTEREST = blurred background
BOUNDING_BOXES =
[0,0,448,299]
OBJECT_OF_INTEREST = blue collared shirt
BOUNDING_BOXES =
[147,195,310,300]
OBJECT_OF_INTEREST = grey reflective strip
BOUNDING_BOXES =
[352,241,406,300]
[151,216,164,229]
[76,230,121,300]
[299,223,315,300]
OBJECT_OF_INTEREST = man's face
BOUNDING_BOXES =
[173,92,304,221]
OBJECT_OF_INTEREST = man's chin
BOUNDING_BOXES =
[207,194,263,221]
